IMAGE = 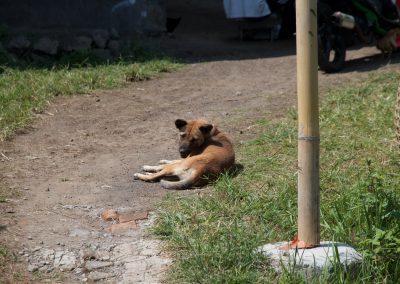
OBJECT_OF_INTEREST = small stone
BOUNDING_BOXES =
[32,246,42,252]
[27,236,33,240]
[62,205,75,209]
[101,209,119,221]
[69,227,90,238]
[33,37,59,55]
[80,249,97,260]
[87,271,114,281]
[23,187,30,190]
[7,35,31,55]
[84,260,113,271]
[110,28,120,40]
[107,244,116,252]
[92,29,110,49]
[71,36,92,52]
[58,251,77,271]
[27,264,39,272]
[38,266,48,272]
[107,40,120,56]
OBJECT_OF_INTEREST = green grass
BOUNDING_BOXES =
[0,45,181,140]
[153,72,400,283]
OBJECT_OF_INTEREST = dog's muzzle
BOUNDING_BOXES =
[179,147,190,158]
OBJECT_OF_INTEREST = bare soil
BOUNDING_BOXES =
[1,19,400,282]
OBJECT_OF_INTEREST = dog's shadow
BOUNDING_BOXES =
[227,163,244,178]
[159,163,244,190]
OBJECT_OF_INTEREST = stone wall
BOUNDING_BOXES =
[0,0,166,36]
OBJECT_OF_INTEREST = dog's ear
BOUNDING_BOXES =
[199,124,213,135]
[175,119,187,130]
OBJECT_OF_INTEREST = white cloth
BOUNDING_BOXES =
[223,0,271,19]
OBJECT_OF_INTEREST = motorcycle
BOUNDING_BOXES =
[318,0,400,73]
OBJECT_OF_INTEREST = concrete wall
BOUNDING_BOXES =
[0,0,166,36]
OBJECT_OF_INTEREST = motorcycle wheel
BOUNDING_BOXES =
[318,28,346,73]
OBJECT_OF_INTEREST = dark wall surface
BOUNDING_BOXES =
[0,0,166,35]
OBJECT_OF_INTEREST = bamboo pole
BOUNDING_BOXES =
[296,0,320,246]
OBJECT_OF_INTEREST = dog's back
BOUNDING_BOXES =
[184,128,234,179]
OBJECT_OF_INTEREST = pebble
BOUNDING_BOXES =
[80,249,97,260]
[88,271,114,281]
[32,246,42,252]
[85,260,113,271]
[27,264,39,272]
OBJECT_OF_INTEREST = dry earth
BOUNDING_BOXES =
[1,24,400,283]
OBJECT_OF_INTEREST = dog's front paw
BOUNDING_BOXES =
[142,165,155,172]
[133,173,140,180]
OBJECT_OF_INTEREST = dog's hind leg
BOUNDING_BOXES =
[142,165,165,172]
[160,170,198,190]
[134,165,176,182]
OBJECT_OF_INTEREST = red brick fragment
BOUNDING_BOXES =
[101,209,119,221]
[118,211,148,223]
[108,221,137,234]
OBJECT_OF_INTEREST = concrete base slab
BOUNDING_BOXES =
[258,241,362,276]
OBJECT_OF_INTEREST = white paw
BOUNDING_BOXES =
[133,173,140,180]
[142,165,151,171]
[158,159,170,164]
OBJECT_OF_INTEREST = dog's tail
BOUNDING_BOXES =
[160,170,196,190]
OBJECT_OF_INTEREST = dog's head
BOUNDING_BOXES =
[175,119,214,158]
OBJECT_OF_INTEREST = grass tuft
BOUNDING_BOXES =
[153,72,400,283]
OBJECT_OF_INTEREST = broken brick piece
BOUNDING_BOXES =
[101,209,119,221]
[108,221,137,234]
[118,211,148,223]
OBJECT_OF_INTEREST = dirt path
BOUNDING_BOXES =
[1,35,399,282]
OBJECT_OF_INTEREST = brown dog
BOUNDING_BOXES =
[133,119,235,189]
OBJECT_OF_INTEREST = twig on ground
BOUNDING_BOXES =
[1,152,10,161]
